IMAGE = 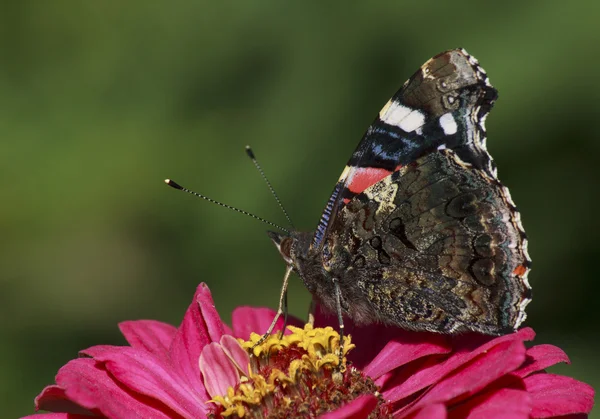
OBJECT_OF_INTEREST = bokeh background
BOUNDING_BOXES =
[2,2,598,417]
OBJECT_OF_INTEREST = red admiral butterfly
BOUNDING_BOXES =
[166,49,532,352]
[266,49,532,342]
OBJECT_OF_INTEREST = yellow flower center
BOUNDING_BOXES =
[208,324,390,418]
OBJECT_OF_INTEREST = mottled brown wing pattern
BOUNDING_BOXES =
[325,149,531,335]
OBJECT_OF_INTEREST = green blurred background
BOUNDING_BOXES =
[2,2,598,417]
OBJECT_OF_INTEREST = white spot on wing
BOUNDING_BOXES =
[379,100,425,132]
[439,112,458,135]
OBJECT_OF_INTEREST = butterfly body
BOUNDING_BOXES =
[270,49,531,336]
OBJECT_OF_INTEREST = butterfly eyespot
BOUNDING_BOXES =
[469,257,496,286]
[474,233,494,258]
[443,94,460,110]
[369,236,382,249]
[445,192,479,218]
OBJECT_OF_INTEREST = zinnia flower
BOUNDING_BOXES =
[23,283,594,418]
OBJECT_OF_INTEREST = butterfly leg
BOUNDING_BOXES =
[332,277,346,371]
[252,265,293,348]
[279,289,288,339]
[307,298,316,327]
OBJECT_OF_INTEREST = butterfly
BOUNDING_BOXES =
[266,49,532,343]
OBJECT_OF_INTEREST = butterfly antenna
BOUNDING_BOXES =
[164,179,290,234]
[245,145,295,229]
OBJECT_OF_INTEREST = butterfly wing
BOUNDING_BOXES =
[313,49,498,249]
[324,149,531,334]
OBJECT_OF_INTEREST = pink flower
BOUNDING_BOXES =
[314,308,595,418]
[23,283,594,419]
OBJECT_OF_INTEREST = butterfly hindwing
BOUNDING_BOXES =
[323,149,531,334]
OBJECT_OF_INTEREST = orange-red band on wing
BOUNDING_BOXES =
[347,167,392,194]
[346,165,404,195]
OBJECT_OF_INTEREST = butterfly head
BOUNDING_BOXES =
[267,230,313,268]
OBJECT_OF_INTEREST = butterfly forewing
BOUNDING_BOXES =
[313,49,498,250]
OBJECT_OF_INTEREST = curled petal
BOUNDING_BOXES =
[199,341,242,398]
[220,335,250,376]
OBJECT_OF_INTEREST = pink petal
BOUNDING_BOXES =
[364,332,451,379]
[405,403,447,419]
[93,346,207,418]
[397,339,527,417]
[320,394,378,419]
[231,306,303,340]
[119,320,177,362]
[383,328,534,402]
[455,327,535,350]
[21,414,92,419]
[169,283,225,402]
[447,388,531,419]
[34,385,95,415]
[80,344,120,358]
[196,283,227,342]
[512,344,570,378]
[524,373,595,417]
[314,306,448,370]
[220,335,250,376]
[199,341,241,398]
[52,357,177,419]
